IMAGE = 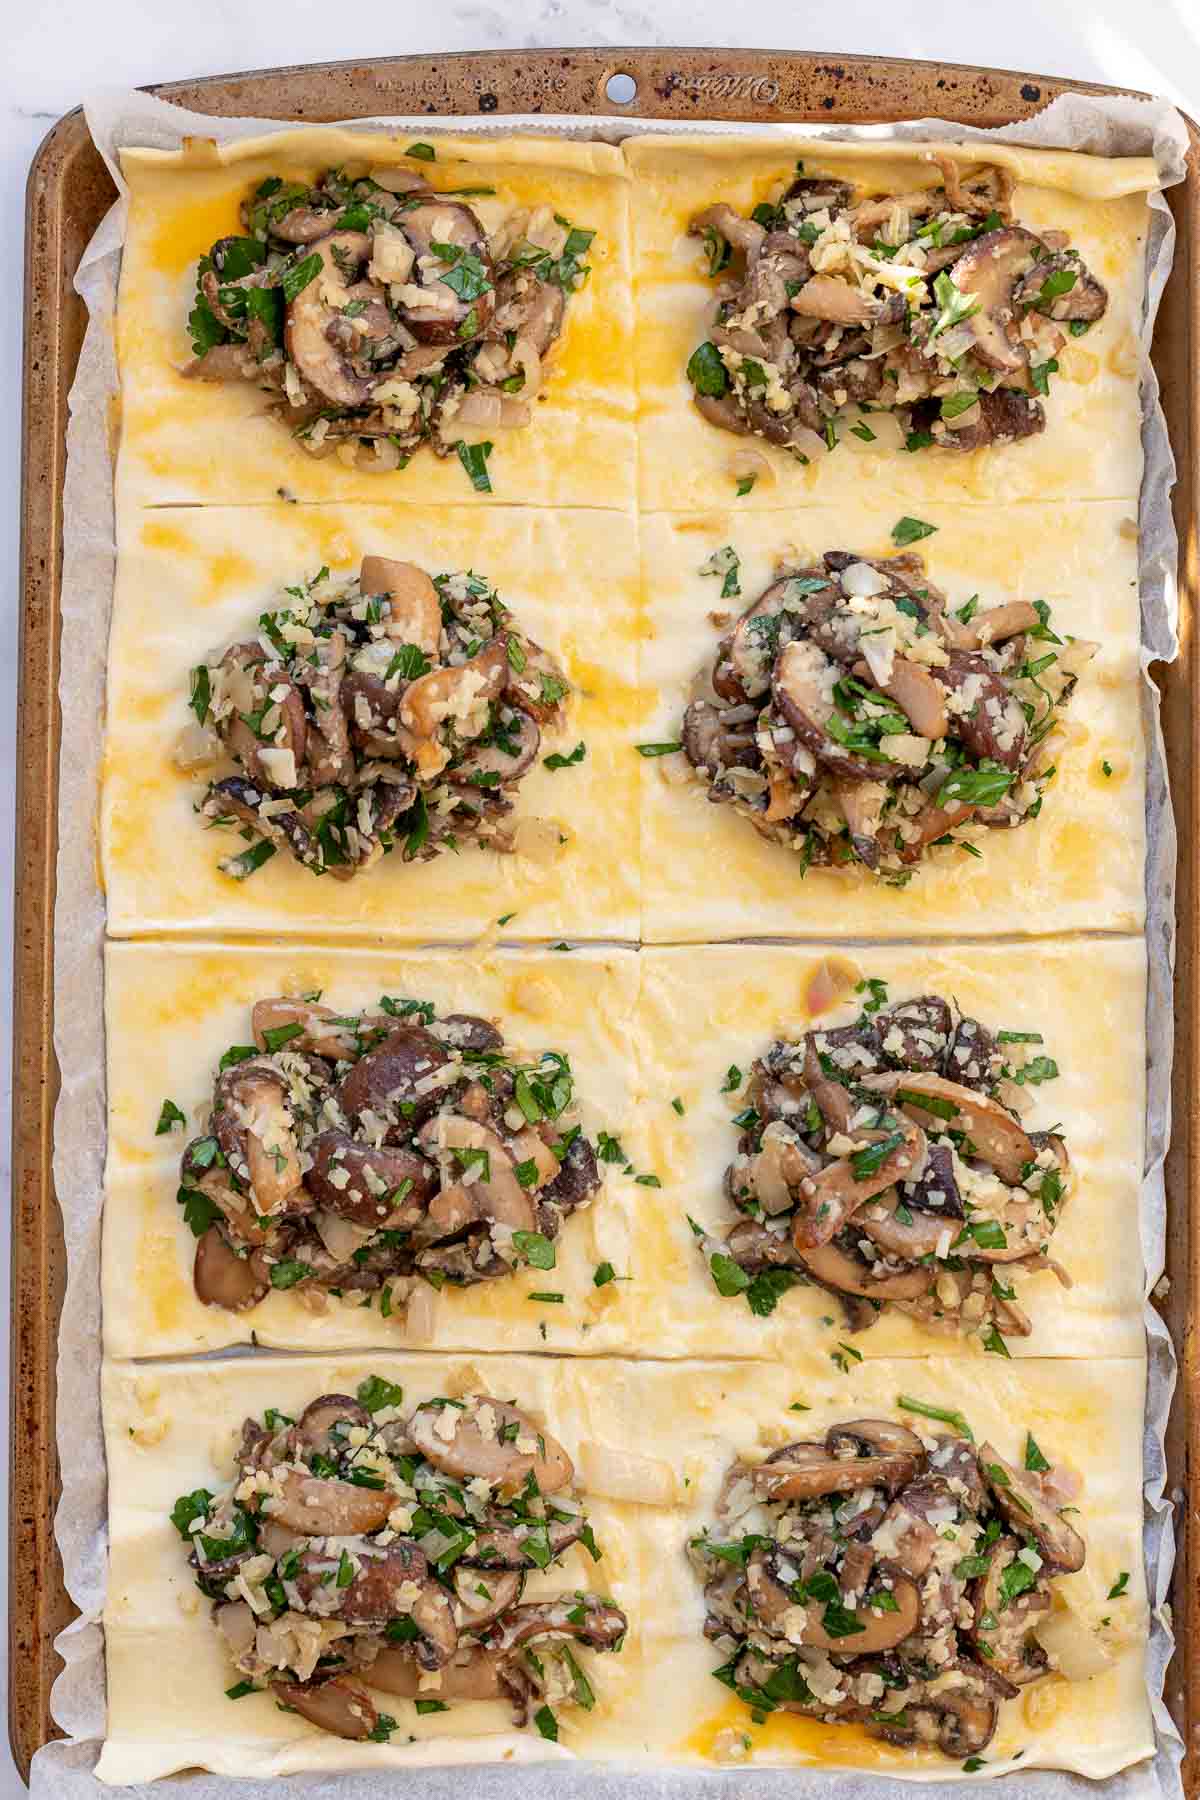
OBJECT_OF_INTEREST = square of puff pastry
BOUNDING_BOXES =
[630,940,1146,1361]
[639,500,1145,941]
[626,135,1154,513]
[102,502,640,943]
[103,941,642,1359]
[97,1349,1151,1782]
[115,129,635,511]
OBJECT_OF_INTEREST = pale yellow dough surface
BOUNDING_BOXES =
[626,135,1153,512]
[116,129,635,511]
[105,938,1144,1361]
[97,1350,1151,1783]
[639,500,1145,940]
[634,940,1146,1361]
[104,941,643,1359]
[102,502,640,943]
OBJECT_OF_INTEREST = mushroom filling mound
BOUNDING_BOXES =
[682,550,1091,881]
[696,981,1070,1349]
[185,164,594,479]
[690,1416,1086,1760]
[685,157,1107,456]
[172,1383,626,1743]
[183,556,569,882]
[178,995,601,1314]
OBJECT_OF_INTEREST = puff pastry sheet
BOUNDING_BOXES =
[625,135,1154,513]
[105,938,1144,1361]
[102,502,641,943]
[97,1349,1151,1783]
[116,130,636,511]
[639,500,1145,941]
[104,941,645,1359]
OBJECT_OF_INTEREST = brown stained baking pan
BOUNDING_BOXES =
[15,44,1200,1789]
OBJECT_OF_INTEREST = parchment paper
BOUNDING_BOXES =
[34,82,1187,1798]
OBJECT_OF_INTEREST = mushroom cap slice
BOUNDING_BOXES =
[860,1071,1034,1185]
[798,1238,935,1302]
[273,1678,379,1741]
[391,200,496,344]
[296,1393,372,1459]
[335,1024,457,1129]
[307,1129,434,1229]
[283,232,378,406]
[448,709,540,787]
[747,1441,921,1503]
[790,1117,926,1249]
[260,1468,393,1536]
[290,1540,458,1665]
[949,226,1044,374]
[367,1643,507,1702]
[212,1062,303,1217]
[359,556,443,657]
[193,1227,269,1311]
[408,1396,573,1495]
[453,1566,525,1633]
[825,1419,926,1461]
[418,1115,536,1234]
[480,1595,626,1655]
[978,1442,1086,1572]
[251,998,363,1062]
[773,639,894,784]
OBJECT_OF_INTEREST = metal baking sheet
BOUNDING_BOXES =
[15,46,1200,1789]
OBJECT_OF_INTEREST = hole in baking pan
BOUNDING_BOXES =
[605,71,638,105]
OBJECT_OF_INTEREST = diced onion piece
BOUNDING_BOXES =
[1036,1608,1114,1680]
[805,955,862,1018]
[405,1280,437,1342]
[173,720,222,771]
[577,1440,678,1507]
[839,561,888,599]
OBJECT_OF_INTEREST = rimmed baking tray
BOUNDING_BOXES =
[15,45,1200,1789]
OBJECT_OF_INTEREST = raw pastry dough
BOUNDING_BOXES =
[103,941,643,1358]
[639,500,1144,940]
[97,1349,1151,1781]
[116,129,636,511]
[102,502,641,943]
[632,940,1146,1360]
[626,135,1153,513]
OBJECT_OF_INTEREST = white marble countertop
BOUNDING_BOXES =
[4,0,1200,1790]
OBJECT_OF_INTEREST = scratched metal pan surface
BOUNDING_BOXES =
[15,45,1200,1789]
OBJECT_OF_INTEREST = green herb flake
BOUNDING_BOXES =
[155,1098,188,1135]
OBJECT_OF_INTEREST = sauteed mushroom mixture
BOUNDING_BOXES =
[682,549,1090,881]
[181,556,569,882]
[177,996,601,1315]
[172,1383,625,1742]
[690,1416,1086,1760]
[685,157,1107,456]
[695,982,1070,1349]
[186,162,594,481]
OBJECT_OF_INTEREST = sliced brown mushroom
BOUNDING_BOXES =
[259,1468,393,1536]
[389,200,495,344]
[284,232,378,406]
[949,227,1044,374]
[826,1419,925,1461]
[690,203,767,260]
[1013,253,1108,324]
[790,274,904,329]
[290,1541,458,1665]
[480,1596,626,1655]
[448,710,541,787]
[855,1192,953,1262]
[400,641,508,746]
[274,1678,379,1741]
[791,1118,926,1249]
[367,1644,507,1702]
[359,556,444,657]
[419,1116,536,1234]
[251,998,365,1062]
[855,656,947,742]
[955,600,1042,650]
[296,1394,372,1459]
[408,1397,573,1494]
[307,1130,435,1229]
[978,1443,1086,1572]
[861,1071,1034,1184]
[193,1227,269,1310]
[935,650,1028,771]
[774,639,897,783]
[798,1239,935,1302]
[747,1442,922,1503]
[336,1024,457,1129]
[453,1567,525,1633]
[213,1063,303,1215]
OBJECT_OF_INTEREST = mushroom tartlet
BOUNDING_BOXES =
[690,1416,1086,1760]
[172,1382,625,1742]
[681,549,1090,881]
[177,995,602,1315]
[185,164,594,481]
[685,157,1107,456]
[696,980,1070,1350]
[182,556,569,882]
